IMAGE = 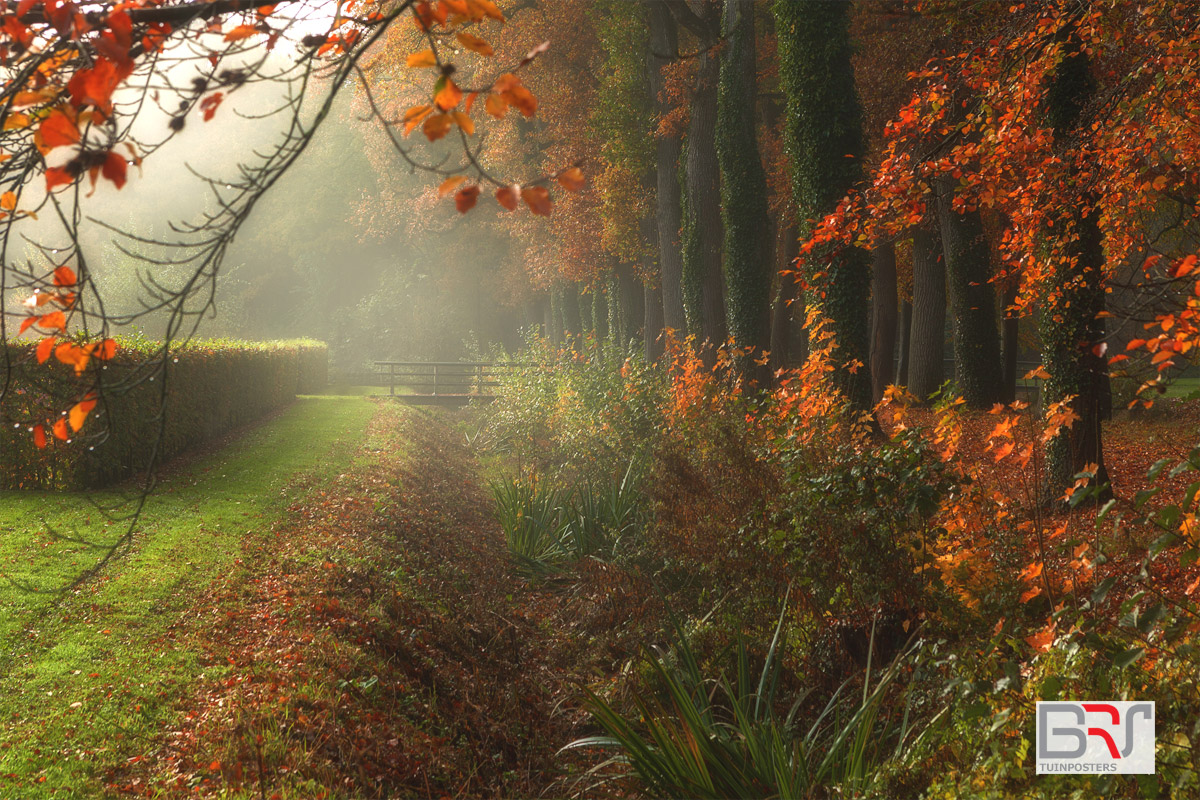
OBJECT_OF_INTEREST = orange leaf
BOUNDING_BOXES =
[53,265,76,286]
[495,185,518,211]
[451,111,474,135]
[484,93,508,119]
[69,396,97,432]
[465,0,504,21]
[521,185,551,216]
[38,310,66,330]
[1025,626,1055,652]
[464,91,478,113]
[1018,561,1044,582]
[435,79,463,111]
[36,336,56,363]
[438,175,467,197]
[1023,366,1051,380]
[402,104,433,137]
[422,112,453,141]
[1019,585,1042,603]
[32,424,46,449]
[406,49,437,68]
[93,338,118,360]
[556,167,584,192]
[52,418,69,441]
[456,32,493,56]
[224,24,259,42]
[455,184,481,213]
[0,191,15,210]
[992,441,1014,462]
[40,110,80,148]
[502,84,536,117]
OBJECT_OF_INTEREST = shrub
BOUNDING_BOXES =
[491,464,646,577]
[0,337,327,490]
[484,334,666,482]
[566,605,935,799]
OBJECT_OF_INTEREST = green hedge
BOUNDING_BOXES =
[0,338,327,490]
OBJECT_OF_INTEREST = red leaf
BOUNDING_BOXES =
[32,424,46,449]
[521,185,552,216]
[52,419,69,441]
[495,185,518,211]
[556,167,584,192]
[40,110,80,148]
[454,184,480,213]
[102,151,127,189]
[53,265,76,286]
[46,167,74,191]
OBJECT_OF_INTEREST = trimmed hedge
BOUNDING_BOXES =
[1,338,327,490]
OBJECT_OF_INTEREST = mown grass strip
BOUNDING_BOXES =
[0,394,375,795]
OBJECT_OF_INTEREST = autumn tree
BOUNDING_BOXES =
[775,0,872,411]
[716,0,771,374]
[1,0,581,465]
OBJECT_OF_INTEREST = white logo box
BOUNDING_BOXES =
[1036,701,1155,775]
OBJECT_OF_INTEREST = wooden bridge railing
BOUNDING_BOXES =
[371,361,519,402]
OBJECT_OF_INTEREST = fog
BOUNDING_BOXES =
[7,13,535,374]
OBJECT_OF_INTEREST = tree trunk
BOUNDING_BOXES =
[1042,32,1111,501]
[647,4,687,336]
[1001,278,1018,403]
[770,217,801,374]
[644,281,664,359]
[933,174,1004,408]
[870,242,898,403]
[897,299,912,387]
[907,228,946,402]
[717,0,772,377]
[681,49,727,352]
[774,0,872,411]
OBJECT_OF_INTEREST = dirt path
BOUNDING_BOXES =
[111,400,632,799]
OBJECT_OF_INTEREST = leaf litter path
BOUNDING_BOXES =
[112,400,638,799]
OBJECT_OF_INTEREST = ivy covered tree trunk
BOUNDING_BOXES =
[933,174,1004,408]
[717,0,772,376]
[907,227,946,402]
[870,242,898,403]
[774,0,872,411]
[1041,33,1112,500]
[681,47,727,351]
[647,4,687,337]
[770,216,801,374]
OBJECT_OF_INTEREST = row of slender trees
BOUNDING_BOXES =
[537,0,1132,499]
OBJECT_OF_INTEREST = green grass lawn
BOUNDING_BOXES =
[0,394,375,796]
